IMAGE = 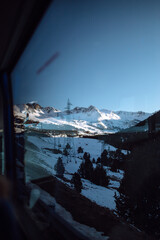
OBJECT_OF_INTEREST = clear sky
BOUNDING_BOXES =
[12,0,160,113]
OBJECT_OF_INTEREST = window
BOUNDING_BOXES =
[11,0,160,239]
[0,87,4,175]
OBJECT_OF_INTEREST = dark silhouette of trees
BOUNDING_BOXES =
[71,173,82,193]
[115,137,160,238]
[97,157,101,164]
[78,152,93,180]
[108,149,126,171]
[54,157,65,177]
[110,159,119,172]
[92,164,109,187]
[78,152,109,187]
[83,152,90,161]
[78,161,85,178]
[77,146,83,154]
[63,148,69,156]
[100,149,108,166]
[96,149,124,170]
[92,158,96,163]
[114,149,125,162]
[66,143,71,149]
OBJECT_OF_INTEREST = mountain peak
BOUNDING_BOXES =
[72,105,98,113]
[26,102,42,110]
[87,105,97,111]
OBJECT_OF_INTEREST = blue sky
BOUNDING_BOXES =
[12,0,160,113]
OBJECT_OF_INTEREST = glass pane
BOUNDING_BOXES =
[0,87,4,175]
[11,0,160,239]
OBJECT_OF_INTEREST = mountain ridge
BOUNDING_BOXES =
[14,102,152,134]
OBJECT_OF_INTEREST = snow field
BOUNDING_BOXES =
[25,135,124,210]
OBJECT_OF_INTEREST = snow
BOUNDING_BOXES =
[14,103,151,135]
[29,183,110,240]
[25,135,123,211]
[109,180,120,189]
[106,169,124,181]
[27,135,117,164]
[63,174,117,210]
[81,179,117,210]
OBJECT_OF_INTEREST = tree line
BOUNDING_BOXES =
[54,144,127,195]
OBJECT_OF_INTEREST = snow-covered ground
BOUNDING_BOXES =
[30,183,109,240]
[81,179,116,210]
[25,134,124,211]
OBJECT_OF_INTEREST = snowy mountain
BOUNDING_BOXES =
[14,103,152,134]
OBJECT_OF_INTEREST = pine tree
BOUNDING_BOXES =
[77,146,83,154]
[78,152,93,180]
[63,148,69,156]
[92,164,109,187]
[71,173,82,193]
[83,152,90,161]
[78,161,85,178]
[114,149,124,162]
[110,159,118,172]
[66,143,71,149]
[92,158,96,163]
[97,157,101,164]
[54,157,65,177]
[85,158,93,180]
[101,149,108,166]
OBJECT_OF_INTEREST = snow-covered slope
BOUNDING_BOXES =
[14,103,151,134]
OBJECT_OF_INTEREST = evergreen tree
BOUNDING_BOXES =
[92,164,109,187]
[54,157,65,177]
[97,157,101,164]
[77,146,83,154]
[71,173,82,193]
[110,159,119,172]
[78,154,109,187]
[66,143,71,149]
[92,158,96,163]
[83,152,90,161]
[78,159,93,180]
[108,149,125,171]
[78,161,85,178]
[78,152,93,180]
[101,149,108,166]
[84,159,93,180]
[63,148,69,156]
[114,149,125,162]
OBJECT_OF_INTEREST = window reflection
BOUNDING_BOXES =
[11,0,160,239]
[0,88,4,175]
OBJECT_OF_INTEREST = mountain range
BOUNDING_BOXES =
[14,102,152,135]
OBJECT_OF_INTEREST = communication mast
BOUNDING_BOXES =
[63,98,76,163]
[65,98,72,116]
